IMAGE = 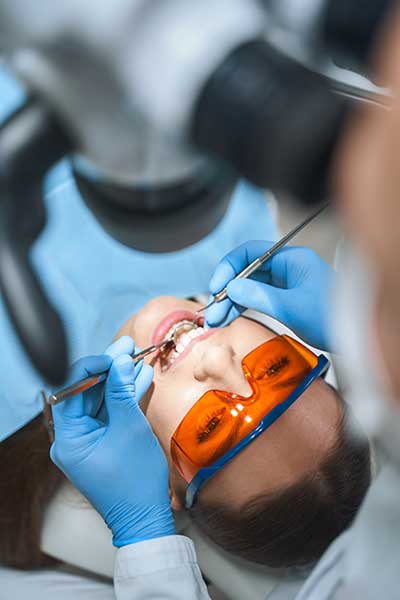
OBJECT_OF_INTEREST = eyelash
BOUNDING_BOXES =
[197,408,226,443]
[194,355,290,441]
[256,355,290,379]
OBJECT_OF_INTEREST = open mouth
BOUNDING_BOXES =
[152,310,214,371]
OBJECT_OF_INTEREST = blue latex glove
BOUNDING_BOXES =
[206,241,335,351]
[50,336,175,546]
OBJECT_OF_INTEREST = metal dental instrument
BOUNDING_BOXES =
[47,339,174,406]
[47,206,328,405]
[196,202,330,317]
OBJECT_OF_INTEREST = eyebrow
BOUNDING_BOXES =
[277,370,312,389]
[205,371,310,465]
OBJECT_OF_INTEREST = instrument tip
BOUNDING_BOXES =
[47,394,58,405]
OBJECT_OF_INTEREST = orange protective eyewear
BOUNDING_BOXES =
[171,335,326,499]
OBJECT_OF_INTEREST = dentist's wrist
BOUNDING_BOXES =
[109,503,176,547]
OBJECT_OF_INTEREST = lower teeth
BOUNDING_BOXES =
[160,320,204,369]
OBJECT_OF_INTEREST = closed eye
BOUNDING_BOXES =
[254,355,290,380]
[207,418,242,464]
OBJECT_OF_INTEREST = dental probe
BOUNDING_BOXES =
[196,202,330,317]
[47,339,173,406]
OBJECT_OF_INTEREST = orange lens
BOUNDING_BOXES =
[171,335,318,482]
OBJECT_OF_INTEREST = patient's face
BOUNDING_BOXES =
[117,296,340,510]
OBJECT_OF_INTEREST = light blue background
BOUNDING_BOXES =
[0,64,279,440]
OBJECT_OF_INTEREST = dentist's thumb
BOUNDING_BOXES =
[226,278,288,322]
[104,354,153,430]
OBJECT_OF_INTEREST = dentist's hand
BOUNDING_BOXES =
[206,241,335,351]
[50,336,175,547]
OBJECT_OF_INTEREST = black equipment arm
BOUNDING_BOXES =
[0,98,72,385]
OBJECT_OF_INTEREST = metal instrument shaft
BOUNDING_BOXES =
[47,340,172,405]
[196,202,329,315]
[47,204,328,405]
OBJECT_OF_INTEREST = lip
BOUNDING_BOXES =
[167,329,217,371]
[152,310,199,345]
[151,309,216,371]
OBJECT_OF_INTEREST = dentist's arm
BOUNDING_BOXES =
[206,241,335,351]
[50,336,210,600]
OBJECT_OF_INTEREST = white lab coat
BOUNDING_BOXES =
[113,537,303,600]
[0,537,210,600]
[114,537,210,599]
[1,534,309,600]
[293,453,400,600]
[0,564,115,600]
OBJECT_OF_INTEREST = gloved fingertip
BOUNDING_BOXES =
[105,336,135,359]
[226,278,244,295]
[209,276,222,295]
[205,303,227,327]
[226,279,255,305]
[135,364,154,400]
[141,364,154,379]
[106,354,135,396]
[228,277,283,320]
[114,354,135,378]
[67,354,112,383]
[209,262,234,294]
[120,335,135,347]
[134,358,144,375]
[103,354,113,369]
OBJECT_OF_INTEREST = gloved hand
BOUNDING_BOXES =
[50,336,175,547]
[206,241,335,351]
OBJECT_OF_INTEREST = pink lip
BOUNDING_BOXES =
[152,310,199,345]
[168,329,216,371]
[151,309,216,371]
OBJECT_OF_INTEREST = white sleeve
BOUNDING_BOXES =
[0,564,116,600]
[114,535,211,600]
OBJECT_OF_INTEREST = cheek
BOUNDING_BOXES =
[144,378,201,455]
[229,318,275,357]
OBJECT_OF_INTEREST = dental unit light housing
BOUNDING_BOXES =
[0,0,394,384]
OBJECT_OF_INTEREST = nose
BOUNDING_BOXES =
[193,343,252,397]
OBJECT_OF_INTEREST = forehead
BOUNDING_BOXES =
[199,378,341,508]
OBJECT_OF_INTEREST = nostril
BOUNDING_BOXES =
[193,344,244,387]
[193,363,209,383]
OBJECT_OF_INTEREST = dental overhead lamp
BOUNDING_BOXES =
[0,0,393,384]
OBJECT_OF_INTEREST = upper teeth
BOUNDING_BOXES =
[163,320,197,344]
[174,327,204,354]
[162,319,205,366]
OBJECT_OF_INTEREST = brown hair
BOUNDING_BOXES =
[0,392,370,570]
[190,396,371,567]
[0,415,62,569]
